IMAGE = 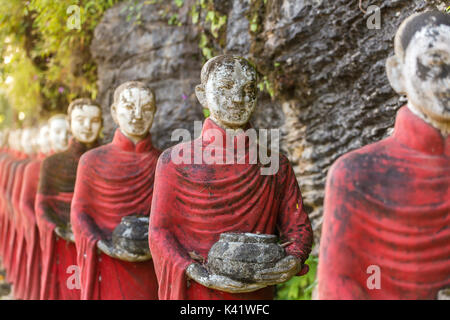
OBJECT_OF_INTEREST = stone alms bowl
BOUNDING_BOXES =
[112,215,150,256]
[207,232,285,283]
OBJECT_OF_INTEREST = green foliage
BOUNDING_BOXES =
[0,0,122,123]
[276,255,318,300]
[174,0,184,8]
[189,0,227,61]
[446,6,450,13]
[199,33,213,60]
[258,76,275,98]
[168,13,182,26]
[205,10,227,38]
[249,13,259,33]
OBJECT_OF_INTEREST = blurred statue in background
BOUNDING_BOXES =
[35,101,102,300]
[18,124,51,300]
[71,81,160,300]
[0,128,31,299]
[318,11,450,300]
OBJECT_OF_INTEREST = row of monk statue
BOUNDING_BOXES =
[0,11,448,300]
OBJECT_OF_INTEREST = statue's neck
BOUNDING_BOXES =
[119,128,148,145]
[209,115,248,135]
[407,104,450,138]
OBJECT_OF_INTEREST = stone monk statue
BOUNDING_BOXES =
[71,81,160,300]
[318,11,450,300]
[18,124,51,300]
[149,55,313,300]
[35,102,101,300]
[6,129,32,299]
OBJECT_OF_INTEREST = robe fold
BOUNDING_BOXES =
[71,129,160,300]
[0,150,14,264]
[10,156,31,299]
[318,106,450,300]
[149,118,313,300]
[2,154,18,275]
[35,139,91,300]
[19,154,45,300]
[3,153,26,288]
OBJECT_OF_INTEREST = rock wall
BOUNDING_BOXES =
[91,0,447,251]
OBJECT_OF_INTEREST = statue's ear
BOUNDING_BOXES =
[111,104,118,125]
[386,55,406,95]
[195,84,207,108]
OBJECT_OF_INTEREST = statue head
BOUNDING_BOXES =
[38,123,51,154]
[111,81,156,144]
[196,55,258,129]
[68,98,102,145]
[386,11,450,131]
[48,114,69,152]
[21,127,35,155]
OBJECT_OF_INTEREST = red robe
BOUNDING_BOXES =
[318,106,450,300]
[10,155,31,299]
[149,118,313,300]
[3,153,27,286]
[71,129,160,300]
[35,139,92,300]
[1,153,17,272]
[0,150,14,264]
[19,154,46,300]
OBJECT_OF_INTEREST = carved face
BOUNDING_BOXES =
[403,25,450,121]
[21,128,34,155]
[205,59,257,127]
[112,87,155,141]
[70,105,102,144]
[49,117,69,152]
[38,125,51,154]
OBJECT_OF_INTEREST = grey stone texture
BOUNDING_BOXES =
[207,233,285,282]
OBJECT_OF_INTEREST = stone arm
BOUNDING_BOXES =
[317,158,368,299]
[254,158,314,284]
[280,159,313,261]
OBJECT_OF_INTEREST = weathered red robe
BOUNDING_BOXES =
[18,153,46,300]
[149,118,313,300]
[71,129,160,300]
[35,139,92,300]
[3,153,27,287]
[1,152,18,273]
[10,155,31,299]
[318,106,450,300]
[0,150,14,264]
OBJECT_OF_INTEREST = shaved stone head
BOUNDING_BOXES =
[395,11,450,61]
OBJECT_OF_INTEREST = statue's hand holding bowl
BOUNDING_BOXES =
[97,239,151,262]
[186,263,267,294]
[253,255,302,286]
